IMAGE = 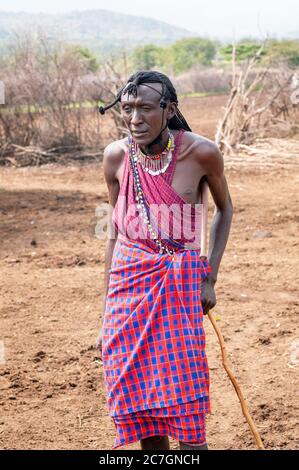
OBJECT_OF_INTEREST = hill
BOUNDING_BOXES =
[0,9,194,56]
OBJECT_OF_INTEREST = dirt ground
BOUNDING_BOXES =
[0,96,298,450]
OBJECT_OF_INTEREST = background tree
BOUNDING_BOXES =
[170,37,217,73]
[132,44,163,70]
[220,41,266,62]
[265,39,299,68]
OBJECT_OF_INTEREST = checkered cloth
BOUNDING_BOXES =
[112,409,207,448]
[101,129,212,448]
[102,235,211,448]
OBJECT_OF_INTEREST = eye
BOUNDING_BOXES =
[122,106,132,113]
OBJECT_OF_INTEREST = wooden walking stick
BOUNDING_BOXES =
[200,180,265,450]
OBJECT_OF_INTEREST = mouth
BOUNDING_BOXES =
[131,130,148,137]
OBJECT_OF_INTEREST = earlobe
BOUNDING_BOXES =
[167,104,177,120]
[167,110,176,120]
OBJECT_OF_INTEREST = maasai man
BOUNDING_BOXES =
[95,71,233,450]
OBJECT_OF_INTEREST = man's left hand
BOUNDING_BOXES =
[200,278,216,315]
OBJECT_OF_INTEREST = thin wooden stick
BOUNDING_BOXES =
[208,311,265,449]
[201,180,265,450]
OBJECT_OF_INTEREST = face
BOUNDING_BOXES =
[120,83,177,145]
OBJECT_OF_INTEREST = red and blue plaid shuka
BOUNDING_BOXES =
[101,130,212,448]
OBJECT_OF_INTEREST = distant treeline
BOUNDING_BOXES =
[1,34,299,77]
[130,37,299,73]
[50,37,299,74]
[55,37,299,75]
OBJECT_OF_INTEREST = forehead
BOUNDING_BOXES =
[121,82,163,103]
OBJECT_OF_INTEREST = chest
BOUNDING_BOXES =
[117,148,204,206]
[171,156,203,205]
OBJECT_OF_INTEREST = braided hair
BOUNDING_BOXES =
[99,70,192,132]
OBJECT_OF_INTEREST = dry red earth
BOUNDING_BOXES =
[0,96,298,450]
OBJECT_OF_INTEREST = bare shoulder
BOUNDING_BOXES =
[103,137,128,183]
[184,131,224,176]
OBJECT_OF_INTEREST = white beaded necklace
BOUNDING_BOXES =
[133,132,175,176]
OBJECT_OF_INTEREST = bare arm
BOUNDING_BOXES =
[205,144,233,282]
[96,141,124,349]
[102,141,125,309]
[197,141,233,313]
[197,140,233,315]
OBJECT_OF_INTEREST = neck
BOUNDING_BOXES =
[139,127,169,156]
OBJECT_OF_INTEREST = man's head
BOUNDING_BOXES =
[99,70,192,145]
[120,79,177,146]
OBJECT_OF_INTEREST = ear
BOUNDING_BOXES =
[166,102,177,120]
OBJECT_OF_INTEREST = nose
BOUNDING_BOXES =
[130,108,143,126]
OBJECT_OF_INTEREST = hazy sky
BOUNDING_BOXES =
[0,0,298,39]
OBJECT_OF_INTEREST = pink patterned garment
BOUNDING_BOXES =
[101,129,212,448]
[112,129,203,251]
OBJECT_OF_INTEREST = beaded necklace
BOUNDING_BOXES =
[133,132,175,176]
